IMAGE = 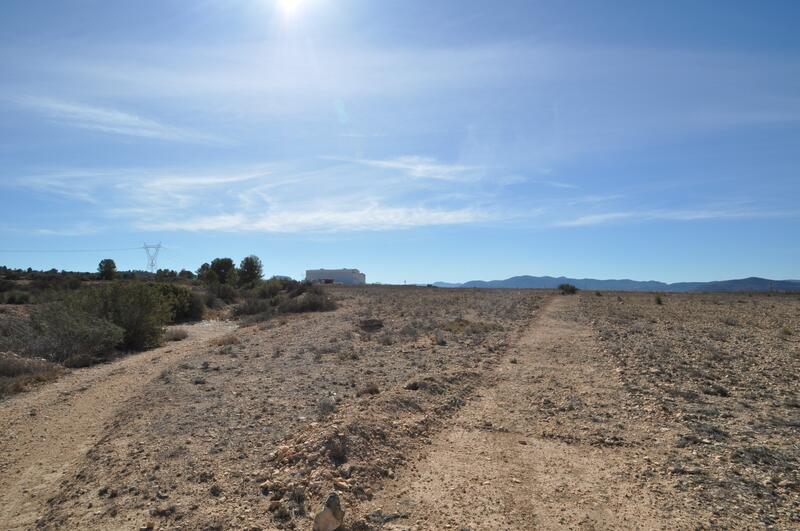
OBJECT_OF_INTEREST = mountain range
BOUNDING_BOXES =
[432,276,800,292]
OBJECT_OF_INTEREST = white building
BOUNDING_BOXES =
[305,268,366,285]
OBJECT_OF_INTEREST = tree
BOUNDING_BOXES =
[98,259,117,281]
[239,255,263,286]
[155,269,177,281]
[209,258,236,284]
[196,263,211,281]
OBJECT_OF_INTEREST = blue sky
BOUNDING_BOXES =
[1,0,798,283]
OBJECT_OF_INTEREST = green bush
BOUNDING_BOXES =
[151,283,205,322]
[216,283,238,304]
[72,283,171,350]
[558,283,578,295]
[0,303,123,364]
[254,278,284,299]
[28,303,124,362]
[279,287,336,314]
[234,298,273,317]
[5,291,30,304]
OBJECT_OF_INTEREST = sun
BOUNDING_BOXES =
[276,0,304,18]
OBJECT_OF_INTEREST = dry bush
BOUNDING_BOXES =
[164,328,189,342]
[210,333,240,346]
[356,382,380,396]
[317,396,337,418]
[1,303,123,364]
[0,352,61,397]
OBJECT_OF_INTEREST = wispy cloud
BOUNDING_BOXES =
[555,207,796,227]
[4,159,501,234]
[346,156,480,182]
[138,206,486,233]
[16,96,224,144]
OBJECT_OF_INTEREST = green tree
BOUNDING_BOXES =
[239,255,263,286]
[210,258,236,284]
[98,259,117,281]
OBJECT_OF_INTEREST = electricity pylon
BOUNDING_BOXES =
[143,242,162,273]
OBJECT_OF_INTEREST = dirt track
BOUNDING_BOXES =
[358,294,703,530]
[0,320,236,529]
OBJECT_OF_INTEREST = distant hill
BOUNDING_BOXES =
[432,276,800,292]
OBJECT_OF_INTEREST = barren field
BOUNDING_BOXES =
[0,287,798,530]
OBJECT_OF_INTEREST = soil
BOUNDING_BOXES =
[0,287,797,530]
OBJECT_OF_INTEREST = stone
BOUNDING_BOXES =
[312,492,344,531]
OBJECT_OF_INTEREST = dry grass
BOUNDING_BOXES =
[0,352,62,397]
[209,333,240,346]
[164,328,189,342]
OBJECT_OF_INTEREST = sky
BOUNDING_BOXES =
[1,0,799,283]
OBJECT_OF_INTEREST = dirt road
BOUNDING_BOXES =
[359,295,706,530]
[0,320,236,530]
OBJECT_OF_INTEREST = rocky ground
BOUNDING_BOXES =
[1,286,542,530]
[585,291,799,528]
[0,287,797,530]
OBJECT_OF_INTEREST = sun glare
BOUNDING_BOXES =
[277,0,303,18]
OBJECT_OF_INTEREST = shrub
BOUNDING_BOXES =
[72,283,171,350]
[63,353,94,368]
[27,302,124,363]
[317,396,337,417]
[204,292,223,309]
[164,328,189,342]
[152,283,205,322]
[0,352,61,397]
[655,294,663,305]
[211,333,240,346]
[278,290,336,313]
[234,298,272,317]
[558,283,578,295]
[254,277,286,299]
[216,283,238,304]
[5,291,30,304]
[357,382,380,396]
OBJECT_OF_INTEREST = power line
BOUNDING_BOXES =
[0,247,144,253]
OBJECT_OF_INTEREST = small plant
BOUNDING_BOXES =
[558,283,577,295]
[781,325,793,336]
[317,396,337,417]
[211,333,240,346]
[655,295,663,305]
[357,382,380,396]
[164,328,189,342]
[378,333,394,346]
[434,329,447,346]
[595,291,603,297]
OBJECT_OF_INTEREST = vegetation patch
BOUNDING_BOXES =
[0,351,62,397]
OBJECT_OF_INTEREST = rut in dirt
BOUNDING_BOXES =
[357,295,706,530]
[0,320,235,530]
